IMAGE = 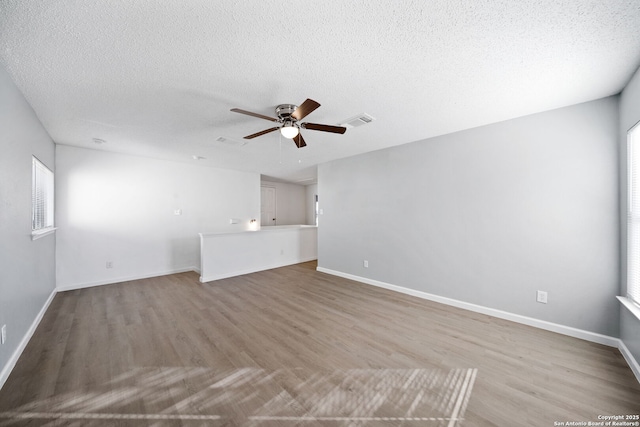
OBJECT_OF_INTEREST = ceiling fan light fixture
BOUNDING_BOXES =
[280,124,299,139]
[230,99,346,147]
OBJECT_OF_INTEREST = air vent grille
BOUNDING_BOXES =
[340,113,375,129]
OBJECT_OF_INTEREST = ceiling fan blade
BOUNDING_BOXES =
[291,99,321,121]
[244,127,280,139]
[231,108,279,123]
[293,133,307,148]
[302,122,347,134]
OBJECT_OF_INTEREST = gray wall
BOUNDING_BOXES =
[0,65,56,381]
[306,184,318,226]
[620,65,640,361]
[260,179,307,225]
[318,96,619,336]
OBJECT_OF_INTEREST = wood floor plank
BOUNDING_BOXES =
[0,261,638,426]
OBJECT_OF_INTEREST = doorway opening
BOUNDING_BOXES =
[261,186,277,226]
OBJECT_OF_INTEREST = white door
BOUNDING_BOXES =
[261,186,276,226]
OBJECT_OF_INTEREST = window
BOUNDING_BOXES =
[32,156,54,237]
[627,122,640,307]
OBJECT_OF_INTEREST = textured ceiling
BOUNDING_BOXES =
[1,1,640,183]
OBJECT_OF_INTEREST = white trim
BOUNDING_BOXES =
[617,297,640,384]
[316,267,620,348]
[618,296,640,322]
[31,227,57,240]
[2,267,638,395]
[0,288,56,391]
[199,225,316,237]
[57,267,199,292]
[618,339,640,384]
[200,257,317,283]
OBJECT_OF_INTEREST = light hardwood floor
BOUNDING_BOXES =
[0,261,639,426]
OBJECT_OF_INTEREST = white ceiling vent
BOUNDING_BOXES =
[215,136,247,146]
[340,113,375,129]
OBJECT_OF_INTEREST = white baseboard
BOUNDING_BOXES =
[57,266,200,292]
[618,340,640,384]
[2,267,202,391]
[4,265,637,394]
[201,257,318,283]
[0,288,56,391]
[316,267,620,348]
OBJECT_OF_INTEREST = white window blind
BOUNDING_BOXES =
[32,156,54,231]
[627,122,640,306]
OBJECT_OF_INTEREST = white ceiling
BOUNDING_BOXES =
[1,1,640,183]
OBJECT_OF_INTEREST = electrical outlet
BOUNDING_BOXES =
[106,261,113,269]
[1,325,6,344]
[363,260,369,268]
[174,209,182,215]
[536,290,548,304]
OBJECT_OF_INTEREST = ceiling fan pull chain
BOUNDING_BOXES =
[230,98,346,147]
[279,130,282,164]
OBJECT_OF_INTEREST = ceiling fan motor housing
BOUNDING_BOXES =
[230,98,346,147]
[275,104,298,121]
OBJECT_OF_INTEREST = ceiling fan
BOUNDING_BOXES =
[230,98,346,148]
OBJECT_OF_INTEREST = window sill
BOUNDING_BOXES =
[618,296,640,322]
[31,227,57,241]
